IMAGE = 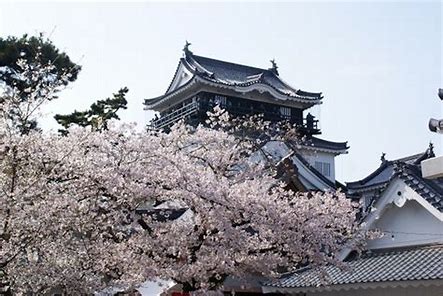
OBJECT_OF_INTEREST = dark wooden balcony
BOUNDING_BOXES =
[148,100,320,135]
[148,101,199,130]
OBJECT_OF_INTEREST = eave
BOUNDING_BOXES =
[347,161,392,189]
[144,51,324,112]
[347,182,388,194]
[263,279,443,294]
[144,75,322,111]
[297,144,348,155]
[263,244,443,294]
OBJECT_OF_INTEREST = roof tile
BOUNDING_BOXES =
[265,245,443,288]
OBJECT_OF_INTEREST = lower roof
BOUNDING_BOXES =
[300,136,349,154]
[264,244,443,290]
[346,147,443,212]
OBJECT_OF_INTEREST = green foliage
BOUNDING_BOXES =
[54,87,129,134]
[0,34,81,134]
[0,33,81,85]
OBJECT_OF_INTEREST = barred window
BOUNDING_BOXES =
[314,161,331,177]
[214,95,227,106]
[279,106,291,118]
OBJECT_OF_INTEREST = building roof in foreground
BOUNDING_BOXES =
[144,46,323,110]
[264,244,443,291]
[346,146,443,212]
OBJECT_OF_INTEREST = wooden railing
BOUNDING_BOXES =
[148,100,320,134]
[149,101,199,130]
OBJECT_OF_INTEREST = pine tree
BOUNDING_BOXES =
[54,87,128,134]
[0,33,80,87]
[0,34,81,133]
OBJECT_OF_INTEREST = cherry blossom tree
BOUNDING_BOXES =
[0,56,366,295]
[0,34,79,134]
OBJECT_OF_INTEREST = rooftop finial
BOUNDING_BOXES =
[428,142,435,157]
[429,88,443,133]
[381,152,386,163]
[269,58,279,75]
[183,40,192,55]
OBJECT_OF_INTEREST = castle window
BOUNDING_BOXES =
[214,95,227,106]
[314,161,331,177]
[279,106,291,118]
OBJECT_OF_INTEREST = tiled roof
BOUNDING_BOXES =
[187,54,322,100]
[304,136,349,152]
[346,147,443,212]
[144,49,323,108]
[395,162,443,211]
[347,151,433,190]
[265,244,443,289]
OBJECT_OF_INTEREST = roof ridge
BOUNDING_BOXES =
[347,161,392,186]
[310,136,348,146]
[185,54,215,77]
[191,54,325,99]
[367,244,443,257]
[192,54,273,74]
[391,152,427,163]
[347,148,431,187]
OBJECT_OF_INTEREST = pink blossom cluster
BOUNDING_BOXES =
[0,58,364,295]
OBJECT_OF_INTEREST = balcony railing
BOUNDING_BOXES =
[149,100,320,134]
[149,101,199,130]
[204,102,320,133]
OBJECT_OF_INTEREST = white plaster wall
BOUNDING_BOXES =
[296,162,333,191]
[367,200,443,250]
[299,150,336,182]
[421,155,443,179]
[256,142,335,190]
[166,63,193,94]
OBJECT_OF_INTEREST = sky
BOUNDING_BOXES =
[0,1,441,184]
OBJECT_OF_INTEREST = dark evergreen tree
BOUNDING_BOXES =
[54,87,129,134]
[0,33,80,87]
[0,34,81,133]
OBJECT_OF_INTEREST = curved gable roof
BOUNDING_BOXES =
[186,53,322,100]
[144,49,323,110]
[347,146,443,212]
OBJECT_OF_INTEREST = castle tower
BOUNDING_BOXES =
[144,43,348,190]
